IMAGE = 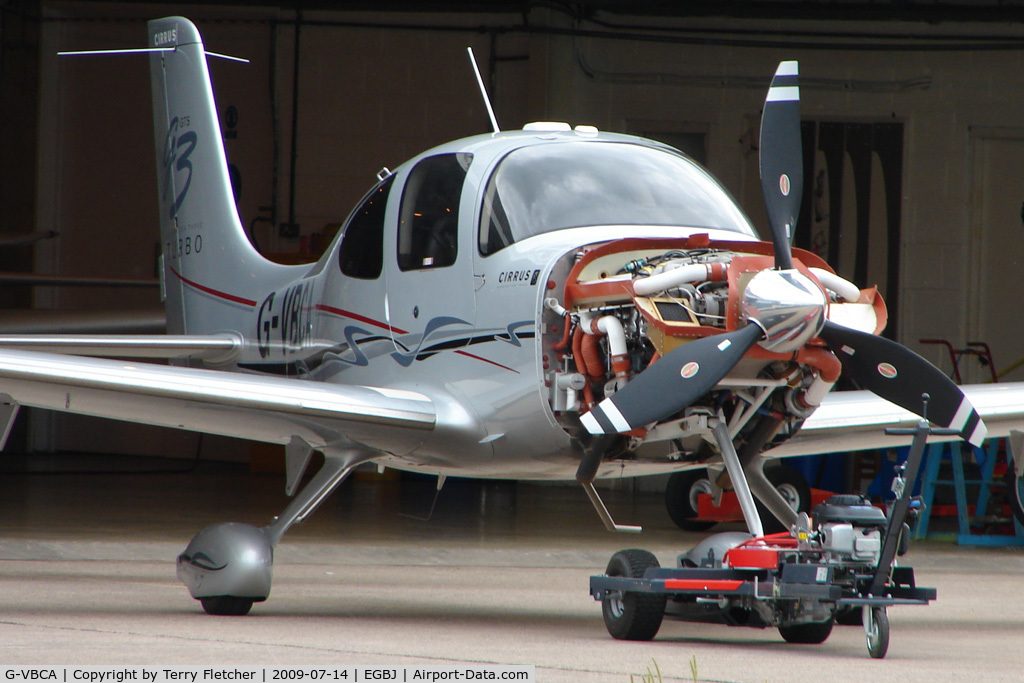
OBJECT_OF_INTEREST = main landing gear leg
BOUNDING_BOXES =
[176,446,376,615]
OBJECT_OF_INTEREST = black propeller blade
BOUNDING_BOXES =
[759,60,802,271]
[819,321,986,447]
[580,324,764,435]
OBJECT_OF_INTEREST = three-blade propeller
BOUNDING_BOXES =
[581,60,986,448]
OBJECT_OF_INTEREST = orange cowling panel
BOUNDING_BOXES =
[724,254,777,330]
[864,286,889,335]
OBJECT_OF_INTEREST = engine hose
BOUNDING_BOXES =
[571,325,586,375]
[580,330,605,381]
[581,379,596,412]
[552,316,573,351]
[571,326,598,412]
[610,353,631,378]
[589,316,630,379]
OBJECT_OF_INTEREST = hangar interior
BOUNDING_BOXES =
[1,0,1023,489]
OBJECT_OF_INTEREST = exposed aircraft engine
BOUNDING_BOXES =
[543,235,883,463]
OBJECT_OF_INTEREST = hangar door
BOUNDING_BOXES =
[969,131,1024,383]
[794,121,905,338]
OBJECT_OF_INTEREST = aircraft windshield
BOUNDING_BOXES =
[479,141,756,255]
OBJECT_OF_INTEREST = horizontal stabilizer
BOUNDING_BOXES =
[0,333,241,361]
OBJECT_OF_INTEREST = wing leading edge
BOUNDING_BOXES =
[0,348,435,454]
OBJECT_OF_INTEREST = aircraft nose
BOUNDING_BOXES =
[742,268,826,353]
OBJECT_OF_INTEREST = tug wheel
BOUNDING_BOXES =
[865,606,890,659]
[666,470,716,531]
[601,549,666,641]
[778,616,834,645]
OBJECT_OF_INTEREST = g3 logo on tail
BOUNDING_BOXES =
[162,116,197,219]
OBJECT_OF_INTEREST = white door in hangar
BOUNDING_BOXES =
[970,132,1024,383]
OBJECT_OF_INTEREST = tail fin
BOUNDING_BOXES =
[147,17,300,334]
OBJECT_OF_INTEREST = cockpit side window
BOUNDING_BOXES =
[397,153,472,271]
[479,175,515,256]
[339,175,394,279]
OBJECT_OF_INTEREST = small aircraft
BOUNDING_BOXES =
[4,16,1024,617]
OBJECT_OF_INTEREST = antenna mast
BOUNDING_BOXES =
[467,47,500,133]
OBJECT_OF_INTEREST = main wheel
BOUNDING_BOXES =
[200,596,254,616]
[758,464,812,533]
[601,549,666,641]
[778,616,834,644]
[865,606,890,659]
[666,469,716,531]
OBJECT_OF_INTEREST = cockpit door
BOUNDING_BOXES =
[384,153,477,362]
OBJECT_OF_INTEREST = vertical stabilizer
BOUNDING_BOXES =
[147,17,299,335]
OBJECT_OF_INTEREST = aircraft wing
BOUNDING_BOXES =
[1,343,1020,469]
[0,348,435,455]
[770,382,1024,458]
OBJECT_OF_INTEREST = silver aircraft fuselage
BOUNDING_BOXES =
[202,130,765,480]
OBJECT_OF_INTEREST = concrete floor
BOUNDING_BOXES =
[2,455,1023,682]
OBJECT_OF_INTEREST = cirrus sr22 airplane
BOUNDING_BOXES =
[5,16,1023,616]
